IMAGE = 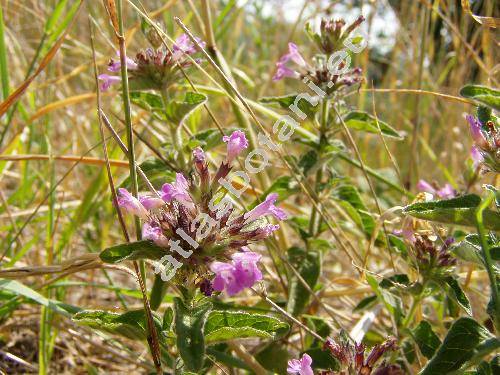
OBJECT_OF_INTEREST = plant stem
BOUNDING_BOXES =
[475,191,499,330]
[161,89,186,169]
[115,1,161,373]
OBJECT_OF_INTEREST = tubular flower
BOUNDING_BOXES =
[117,188,149,220]
[223,130,249,164]
[287,353,313,375]
[244,193,288,222]
[97,74,121,91]
[99,33,205,92]
[161,173,193,205]
[116,134,287,294]
[466,114,499,173]
[417,180,456,199]
[210,250,263,296]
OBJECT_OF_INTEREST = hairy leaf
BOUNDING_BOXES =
[403,195,500,231]
[412,321,441,359]
[100,240,166,263]
[343,111,403,139]
[460,85,500,111]
[286,247,321,316]
[420,318,495,374]
[204,310,289,342]
[174,297,212,372]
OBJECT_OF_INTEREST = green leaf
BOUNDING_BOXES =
[162,307,174,331]
[0,279,77,317]
[286,247,321,316]
[255,342,290,374]
[121,158,175,191]
[420,318,494,374]
[260,94,319,119]
[260,176,299,202]
[99,240,166,264]
[150,274,168,311]
[366,275,403,323]
[332,184,376,239]
[412,320,441,359]
[343,111,403,139]
[174,297,212,372]
[304,347,339,371]
[130,91,163,111]
[444,276,472,315]
[72,309,161,340]
[403,195,500,231]
[204,310,289,342]
[206,345,250,370]
[164,92,207,125]
[460,85,500,111]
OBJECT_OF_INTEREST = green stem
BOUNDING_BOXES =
[161,89,186,170]
[475,192,499,329]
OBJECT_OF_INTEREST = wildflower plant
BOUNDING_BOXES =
[3,2,500,375]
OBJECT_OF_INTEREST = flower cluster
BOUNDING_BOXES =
[287,353,313,375]
[416,180,456,199]
[467,113,499,173]
[323,336,400,375]
[98,33,205,92]
[413,235,456,271]
[273,16,365,94]
[117,130,287,296]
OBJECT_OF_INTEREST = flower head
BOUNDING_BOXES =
[287,353,313,375]
[161,173,193,205]
[223,130,249,164]
[117,188,148,219]
[244,193,288,222]
[97,74,121,91]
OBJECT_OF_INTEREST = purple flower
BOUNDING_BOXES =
[142,222,169,247]
[117,188,148,219]
[466,114,488,149]
[471,146,484,168]
[210,251,262,296]
[244,193,287,222]
[287,353,313,375]
[273,62,301,81]
[161,173,193,205]
[108,51,138,72]
[417,180,455,199]
[97,74,121,91]
[172,33,206,61]
[273,43,307,81]
[223,130,248,164]
[139,195,165,210]
[252,224,280,240]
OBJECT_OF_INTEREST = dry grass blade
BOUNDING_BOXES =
[0,0,83,117]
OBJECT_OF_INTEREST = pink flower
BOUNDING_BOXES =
[142,222,169,247]
[108,51,138,72]
[117,188,148,219]
[471,146,484,168]
[466,114,488,149]
[273,43,307,81]
[244,193,287,222]
[287,353,313,375]
[172,33,206,61]
[161,173,193,205]
[97,74,121,91]
[417,180,455,199]
[139,195,164,210]
[223,130,249,163]
[210,251,263,296]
